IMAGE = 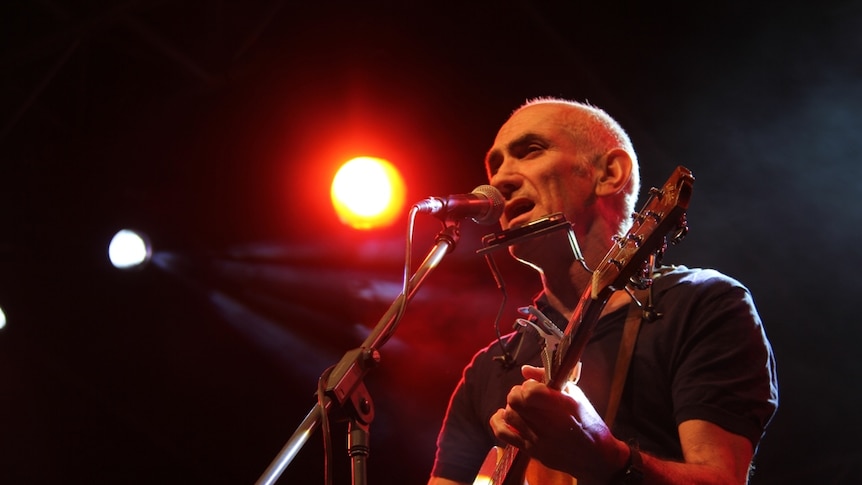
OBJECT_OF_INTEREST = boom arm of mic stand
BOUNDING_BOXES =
[256,225,461,485]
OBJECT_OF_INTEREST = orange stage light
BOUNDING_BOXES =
[331,156,406,230]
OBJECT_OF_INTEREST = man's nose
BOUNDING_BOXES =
[489,162,521,200]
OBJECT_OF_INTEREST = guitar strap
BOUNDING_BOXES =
[603,291,647,429]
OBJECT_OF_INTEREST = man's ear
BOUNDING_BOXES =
[595,148,633,197]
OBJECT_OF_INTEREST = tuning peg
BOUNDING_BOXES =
[670,214,689,245]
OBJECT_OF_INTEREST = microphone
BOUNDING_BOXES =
[413,185,505,225]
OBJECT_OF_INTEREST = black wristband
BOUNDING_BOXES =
[613,440,644,484]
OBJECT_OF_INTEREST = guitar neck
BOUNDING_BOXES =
[547,287,611,390]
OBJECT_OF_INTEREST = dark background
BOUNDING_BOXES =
[1,1,860,483]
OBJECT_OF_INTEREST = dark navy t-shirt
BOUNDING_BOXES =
[430,266,779,483]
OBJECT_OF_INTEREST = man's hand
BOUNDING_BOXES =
[489,365,629,483]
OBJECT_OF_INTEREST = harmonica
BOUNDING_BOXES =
[476,212,571,255]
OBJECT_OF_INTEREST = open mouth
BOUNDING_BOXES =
[505,198,535,224]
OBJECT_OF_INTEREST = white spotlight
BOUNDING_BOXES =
[109,229,152,269]
[0,306,6,330]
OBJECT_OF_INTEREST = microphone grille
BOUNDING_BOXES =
[471,185,505,225]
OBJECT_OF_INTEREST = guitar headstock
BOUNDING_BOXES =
[591,166,694,298]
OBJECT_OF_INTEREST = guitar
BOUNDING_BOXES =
[475,166,694,485]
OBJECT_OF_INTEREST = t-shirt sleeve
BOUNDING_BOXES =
[429,348,499,483]
[671,274,779,448]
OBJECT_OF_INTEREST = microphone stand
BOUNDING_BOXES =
[256,223,462,485]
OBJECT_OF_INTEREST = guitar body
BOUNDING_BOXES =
[473,447,501,485]
[525,461,577,485]
[474,447,576,485]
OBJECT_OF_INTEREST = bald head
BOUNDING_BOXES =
[513,98,637,169]
[498,98,641,233]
